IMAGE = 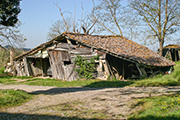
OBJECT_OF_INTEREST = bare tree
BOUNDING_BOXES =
[130,0,180,56]
[47,18,72,40]
[0,22,26,48]
[48,2,97,37]
[92,0,125,36]
[79,2,97,35]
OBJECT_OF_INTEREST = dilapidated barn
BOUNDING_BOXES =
[13,32,175,81]
[161,44,180,61]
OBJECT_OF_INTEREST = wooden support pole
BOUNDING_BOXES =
[40,50,44,77]
[40,58,44,77]
[175,49,177,61]
[10,48,14,65]
[23,57,30,76]
[136,64,142,76]
[122,61,125,80]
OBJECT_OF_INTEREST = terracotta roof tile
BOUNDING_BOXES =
[163,44,180,49]
[63,32,175,67]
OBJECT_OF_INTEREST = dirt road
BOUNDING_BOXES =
[0,85,180,120]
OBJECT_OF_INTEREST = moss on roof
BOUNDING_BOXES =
[14,32,175,67]
[63,32,175,67]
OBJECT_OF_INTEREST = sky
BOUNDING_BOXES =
[19,0,95,49]
[18,0,179,50]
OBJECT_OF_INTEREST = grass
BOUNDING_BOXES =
[4,77,102,87]
[128,93,180,120]
[21,78,101,87]
[0,89,32,108]
[129,62,180,87]
[0,67,4,74]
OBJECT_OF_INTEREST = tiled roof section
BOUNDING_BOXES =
[14,34,65,60]
[163,44,180,49]
[63,32,175,67]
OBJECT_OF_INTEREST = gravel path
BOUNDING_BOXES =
[1,85,180,120]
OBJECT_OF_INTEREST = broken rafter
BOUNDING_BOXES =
[67,37,140,65]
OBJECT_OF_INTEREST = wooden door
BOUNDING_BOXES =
[48,50,65,80]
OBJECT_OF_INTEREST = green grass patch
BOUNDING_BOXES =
[0,67,4,74]
[130,62,180,87]
[14,78,102,87]
[129,93,180,120]
[13,76,33,79]
[0,67,13,78]
[0,78,16,84]
[0,89,32,108]
[6,78,134,88]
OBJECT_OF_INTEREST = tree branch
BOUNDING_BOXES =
[107,0,123,36]
[55,3,69,31]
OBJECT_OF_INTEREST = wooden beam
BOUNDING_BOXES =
[175,49,178,61]
[23,57,30,76]
[122,61,125,80]
[10,48,14,65]
[40,50,44,77]
[136,64,142,76]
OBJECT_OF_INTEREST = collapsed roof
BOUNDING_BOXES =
[14,32,175,67]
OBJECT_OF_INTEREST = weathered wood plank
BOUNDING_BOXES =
[23,57,30,76]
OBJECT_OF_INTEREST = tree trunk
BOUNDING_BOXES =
[159,40,164,56]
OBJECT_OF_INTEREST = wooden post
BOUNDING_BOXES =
[41,50,44,77]
[103,60,110,79]
[178,50,180,61]
[122,61,125,80]
[10,48,14,65]
[175,49,177,61]
[23,57,30,76]
[40,58,44,77]
[136,64,142,76]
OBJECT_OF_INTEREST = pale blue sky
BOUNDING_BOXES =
[19,0,95,48]
[18,0,179,50]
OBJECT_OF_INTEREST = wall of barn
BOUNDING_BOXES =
[48,49,78,81]
[106,54,140,79]
[163,48,180,61]
[27,58,50,77]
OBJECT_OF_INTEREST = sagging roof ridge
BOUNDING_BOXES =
[63,32,175,67]
[14,34,65,60]
[14,32,175,67]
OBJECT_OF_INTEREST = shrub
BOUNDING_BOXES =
[74,55,99,80]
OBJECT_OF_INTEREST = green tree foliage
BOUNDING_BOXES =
[74,55,99,80]
[0,0,25,48]
[0,0,21,27]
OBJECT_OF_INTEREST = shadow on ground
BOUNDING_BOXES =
[31,81,134,95]
[0,112,100,120]
[84,80,134,88]
[31,87,100,95]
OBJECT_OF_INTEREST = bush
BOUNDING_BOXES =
[74,55,99,80]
